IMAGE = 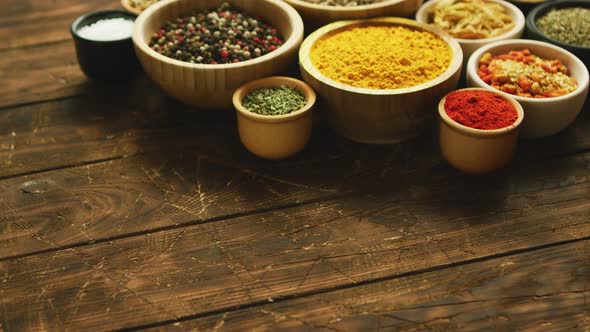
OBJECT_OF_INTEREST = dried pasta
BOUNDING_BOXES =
[431,0,515,39]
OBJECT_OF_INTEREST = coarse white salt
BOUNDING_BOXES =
[77,17,134,41]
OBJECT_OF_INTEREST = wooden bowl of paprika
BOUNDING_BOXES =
[439,88,524,174]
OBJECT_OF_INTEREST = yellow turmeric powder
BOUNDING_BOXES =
[310,24,453,89]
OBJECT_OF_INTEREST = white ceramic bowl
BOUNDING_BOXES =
[466,39,589,138]
[299,17,463,144]
[416,0,525,62]
[133,0,304,110]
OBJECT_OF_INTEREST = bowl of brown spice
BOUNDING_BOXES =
[299,17,462,144]
[283,0,423,32]
[133,0,304,109]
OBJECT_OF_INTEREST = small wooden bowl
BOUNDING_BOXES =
[439,88,524,174]
[299,17,463,144]
[233,76,315,160]
[133,0,304,110]
[283,0,423,32]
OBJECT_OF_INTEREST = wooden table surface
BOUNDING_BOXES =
[1,1,589,331]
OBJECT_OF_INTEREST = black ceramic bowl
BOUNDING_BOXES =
[71,10,138,80]
[526,0,590,65]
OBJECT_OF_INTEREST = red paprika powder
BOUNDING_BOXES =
[444,90,517,130]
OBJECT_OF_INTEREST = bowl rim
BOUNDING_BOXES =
[283,0,410,12]
[71,10,137,43]
[438,87,525,137]
[299,17,463,95]
[233,76,316,123]
[526,0,590,52]
[132,0,304,69]
[121,0,144,15]
[415,0,526,45]
[467,38,590,103]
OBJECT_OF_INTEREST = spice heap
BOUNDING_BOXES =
[445,90,517,129]
[78,17,134,41]
[478,49,578,98]
[149,3,284,64]
[300,0,383,6]
[536,7,590,48]
[128,0,159,12]
[310,25,452,89]
[432,0,514,39]
[243,86,306,116]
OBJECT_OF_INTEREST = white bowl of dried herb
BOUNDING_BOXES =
[232,76,316,160]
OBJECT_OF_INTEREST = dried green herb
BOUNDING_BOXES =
[536,7,590,48]
[243,85,306,116]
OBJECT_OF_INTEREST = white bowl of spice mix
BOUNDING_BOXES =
[439,88,524,173]
[233,76,316,159]
[283,0,423,32]
[467,39,589,138]
[133,0,304,109]
[416,0,525,61]
[299,17,463,144]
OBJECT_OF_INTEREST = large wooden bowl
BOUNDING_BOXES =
[133,0,304,109]
[283,0,423,32]
[299,17,463,144]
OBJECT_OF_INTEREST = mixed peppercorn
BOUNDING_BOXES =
[477,49,578,98]
[149,3,284,64]
[301,0,383,6]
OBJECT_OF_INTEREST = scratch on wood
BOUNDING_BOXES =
[211,313,228,332]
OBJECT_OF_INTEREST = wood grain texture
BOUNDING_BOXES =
[0,0,119,50]
[160,241,589,331]
[1,170,589,330]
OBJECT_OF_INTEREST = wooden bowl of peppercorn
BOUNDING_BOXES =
[132,0,304,110]
[283,0,423,32]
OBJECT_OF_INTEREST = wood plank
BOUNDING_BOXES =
[0,0,119,50]
[1,122,589,260]
[163,241,590,332]
[0,158,588,330]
